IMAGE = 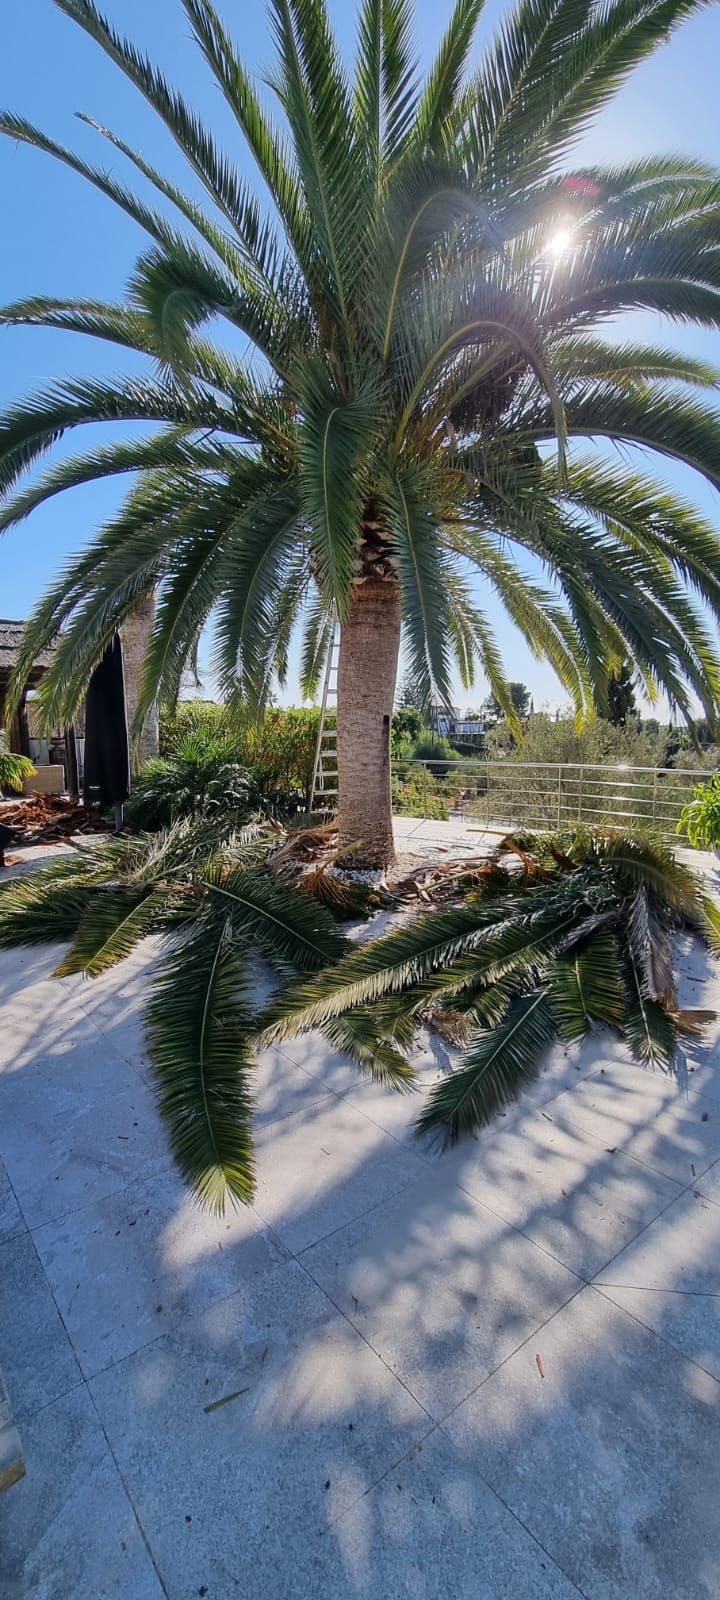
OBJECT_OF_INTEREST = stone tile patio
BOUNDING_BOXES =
[1,837,719,1598]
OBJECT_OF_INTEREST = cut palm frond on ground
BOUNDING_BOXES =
[0,816,378,1211]
[261,831,720,1141]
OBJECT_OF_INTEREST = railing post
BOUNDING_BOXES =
[557,766,562,828]
[652,770,658,826]
[578,765,583,822]
[423,762,428,820]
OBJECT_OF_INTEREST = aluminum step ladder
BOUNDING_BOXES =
[308,626,339,814]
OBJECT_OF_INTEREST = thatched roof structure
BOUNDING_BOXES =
[0,621,55,685]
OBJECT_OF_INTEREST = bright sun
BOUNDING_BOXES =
[545,226,574,259]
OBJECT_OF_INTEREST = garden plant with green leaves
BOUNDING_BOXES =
[0,733,36,797]
[3,0,720,863]
[678,773,720,851]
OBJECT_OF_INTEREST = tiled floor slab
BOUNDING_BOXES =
[444,1286,720,1600]
[1,1074,171,1228]
[595,1189,720,1377]
[301,1168,582,1418]
[322,1429,584,1599]
[90,1260,429,1597]
[0,1232,80,1419]
[0,1156,25,1243]
[0,1384,165,1600]
[34,1168,290,1377]
[448,1110,683,1278]
[545,1060,720,1185]
[251,1094,426,1255]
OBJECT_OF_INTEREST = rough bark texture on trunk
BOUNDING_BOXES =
[337,578,401,869]
[120,595,159,769]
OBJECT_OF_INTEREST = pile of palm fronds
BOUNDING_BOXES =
[2,825,717,1209]
[261,831,720,1143]
[0,793,108,843]
[0,814,400,1209]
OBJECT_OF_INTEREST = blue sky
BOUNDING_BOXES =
[2,0,720,710]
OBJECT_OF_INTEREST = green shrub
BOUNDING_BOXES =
[160,702,321,809]
[390,707,424,758]
[411,734,457,764]
[125,738,260,831]
[392,765,449,820]
[485,712,668,767]
[678,773,720,849]
[159,700,227,755]
[0,733,36,796]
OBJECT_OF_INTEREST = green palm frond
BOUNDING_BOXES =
[265,826,716,1145]
[381,0,420,159]
[384,467,454,705]
[416,990,556,1140]
[203,862,348,973]
[51,0,269,247]
[626,883,674,1003]
[146,916,256,1210]
[259,899,505,1040]
[412,0,486,151]
[321,1010,417,1087]
[551,929,624,1038]
[299,596,334,699]
[213,479,302,709]
[54,889,171,978]
[623,948,678,1068]
[179,0,308,259]
[0,856,106,947]
[297,363,379,611]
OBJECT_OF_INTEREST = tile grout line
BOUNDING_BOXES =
[595,1280,720,1297]
[296,1064,699,1292]
[8,1173,170,1596]
[85,1380,171,1600]
[467,1146,720,1404]
[590,1283,720,1388]
[431,1275,592,1432]
[434,1418,592,1600]
[291,1249,448,1536]
[19,1149,178,1238]
[450,1144,696,1295]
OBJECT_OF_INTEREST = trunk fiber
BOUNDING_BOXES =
[120,594,159,770]
[336,579,401,869]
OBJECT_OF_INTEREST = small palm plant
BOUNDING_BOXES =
[0,816,407,1208]
[261,832,720,1142]
[123,737,258,830]
[0,733,36,797]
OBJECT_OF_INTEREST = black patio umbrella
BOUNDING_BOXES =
[83,634,130,827]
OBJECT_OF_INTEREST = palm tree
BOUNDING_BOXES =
[3,0,720,866]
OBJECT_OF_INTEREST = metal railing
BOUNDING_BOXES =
[392,759,710,841]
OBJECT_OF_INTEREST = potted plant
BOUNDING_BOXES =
[678,773,720,854]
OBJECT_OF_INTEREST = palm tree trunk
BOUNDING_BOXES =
[336,578,401,868]
[120,594,159,769]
